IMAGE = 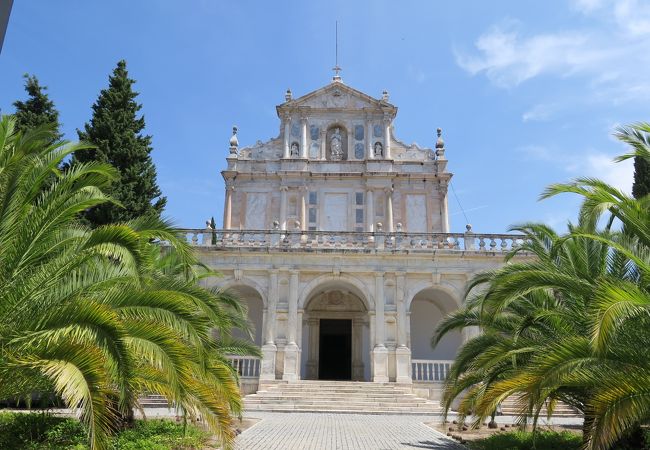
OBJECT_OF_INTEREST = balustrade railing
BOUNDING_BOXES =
[411,359,453,382]
[228,355,260,379]
[176,228,527,254]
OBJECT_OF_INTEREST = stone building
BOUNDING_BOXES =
[185,75,521,396]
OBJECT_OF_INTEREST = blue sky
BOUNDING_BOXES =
[1,0,646,233]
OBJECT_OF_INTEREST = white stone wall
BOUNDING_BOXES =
[196,247,508,382]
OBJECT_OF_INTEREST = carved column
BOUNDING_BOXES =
[306,318,319,379]
[223,185,233,229]
[352,318,365,380]
[385,187,394,233]
[283,270,300,380]
[366,188,375,233]
[300,116,308,159]
[320,129,327,160]
[366,119,373,160]
[260,270,278,381]
[299,187,307,232]
[283,115,291,159]
[395,272,411,383]
[373,272,389,382]
[383,115,392,159]
[280,186,288,231]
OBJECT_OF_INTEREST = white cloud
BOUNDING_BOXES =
[570,0,605,13]
[456,2,650,103]
[407,65,427,83]
[519,145,634,194]
[613,0,650,37]
[522,103,558,122]
[455,24,600,88]
[582,153,634,192]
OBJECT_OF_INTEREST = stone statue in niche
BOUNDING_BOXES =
[330,128,343,160]
[290,142,300,157]
[374,141,384,158]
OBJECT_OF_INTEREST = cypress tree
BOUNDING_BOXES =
[75,60,166,225]
[632,156,650,199]
[13,74,62,143]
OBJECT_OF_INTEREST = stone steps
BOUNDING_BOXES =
[243,380,441,415]
[499,397,582,417]
[139,395,169,408]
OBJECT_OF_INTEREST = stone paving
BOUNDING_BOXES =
[235,412,465,450]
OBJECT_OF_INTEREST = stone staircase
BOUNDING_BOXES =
[499,396,582,417]
[243,380,442,415]
[139,394,170,408]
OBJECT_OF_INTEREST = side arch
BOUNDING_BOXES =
[405,280,463,313]
[217,276,268,308]
[215,277,267,347]
[407,283,463,361]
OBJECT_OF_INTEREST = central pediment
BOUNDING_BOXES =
[276,81,396,116]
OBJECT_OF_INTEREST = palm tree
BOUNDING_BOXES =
[433,130,650,450]
[0,116,259,449]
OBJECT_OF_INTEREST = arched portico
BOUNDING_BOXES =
[223,283,266,347]
[408,287,462,361]
[300,279,371,381]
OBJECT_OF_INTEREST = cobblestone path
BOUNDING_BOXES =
[235,412,465,450]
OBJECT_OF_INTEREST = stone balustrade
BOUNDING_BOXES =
[176,228,527,254]
[411,359,453,382]
[228,355,261,379]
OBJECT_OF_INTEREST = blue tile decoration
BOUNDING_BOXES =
[354,125,364,141]
[355,142,364,159]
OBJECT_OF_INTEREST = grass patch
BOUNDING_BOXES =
[467,430,581,450]
[0,412,211,450]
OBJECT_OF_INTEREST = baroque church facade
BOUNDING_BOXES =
[187,76,520,395]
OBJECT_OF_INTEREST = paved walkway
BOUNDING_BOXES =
[235,412,465,450]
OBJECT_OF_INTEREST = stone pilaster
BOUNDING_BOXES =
[373,272,389,382]
[260,269,278,381]
[283,270,300,381]
[283,114,291,159]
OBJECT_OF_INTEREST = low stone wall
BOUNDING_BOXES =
[413,381,445,403]
[241,379,260,396]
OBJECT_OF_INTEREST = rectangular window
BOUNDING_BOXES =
[354,191,364,232]
[309,192,317,205]
[308,208,317,223]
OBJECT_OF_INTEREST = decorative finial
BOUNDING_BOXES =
[435,127,445,159]
[229,126,238,155]
[465,224,473,233]
[382,90,389,102]
[285,88,292,102]
[436,128,444,148]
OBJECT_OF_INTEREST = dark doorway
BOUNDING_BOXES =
[318,319,352,380]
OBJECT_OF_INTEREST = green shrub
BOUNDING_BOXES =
[468,430,582,450]
[112,419,209,450]
[0,413,209,450]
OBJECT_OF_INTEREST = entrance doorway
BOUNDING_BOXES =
[318,319,352,380]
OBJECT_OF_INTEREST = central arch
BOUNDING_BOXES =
[300,279,371,381]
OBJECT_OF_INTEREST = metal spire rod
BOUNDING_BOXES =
[332,21,342,81]
[335,21,338,68]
